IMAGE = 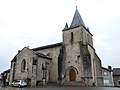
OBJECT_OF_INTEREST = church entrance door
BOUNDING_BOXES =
[69,69,76,81]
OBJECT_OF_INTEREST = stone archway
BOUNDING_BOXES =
[65,66,78,82]
[69,69,76,81]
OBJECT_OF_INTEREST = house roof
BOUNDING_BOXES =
[32,42,62,51]
[70,7,85,28]
[11,56,17,62]
[102,67,112,72]
[11,47,30,62]
[113,68,120,76]
[36,52,52,60]
[0,74,2,79]
[11,47,52,62]
[2,69,10,74]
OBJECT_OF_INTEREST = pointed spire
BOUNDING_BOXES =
[64,22,68,29]
[70,7,85,27]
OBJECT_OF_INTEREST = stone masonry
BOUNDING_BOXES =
[9,8,103,86]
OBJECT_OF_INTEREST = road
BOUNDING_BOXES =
[2,86,120,90]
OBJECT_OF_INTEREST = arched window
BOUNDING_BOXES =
[21,59,26,71]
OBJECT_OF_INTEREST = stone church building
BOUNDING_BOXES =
[9,8,103,86]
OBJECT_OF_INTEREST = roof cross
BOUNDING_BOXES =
[75,0,78,8]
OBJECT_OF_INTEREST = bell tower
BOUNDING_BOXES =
[62,7,94,86]
[63,7,93,46]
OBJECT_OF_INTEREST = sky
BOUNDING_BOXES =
[0,0,120,73]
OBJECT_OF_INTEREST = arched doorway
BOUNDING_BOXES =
[69,69,76,81]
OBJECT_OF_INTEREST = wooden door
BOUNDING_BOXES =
[69,69,76,81]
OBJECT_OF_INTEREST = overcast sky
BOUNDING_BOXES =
[0,0,120,73]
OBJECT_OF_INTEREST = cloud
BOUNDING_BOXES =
[0,0,120,73]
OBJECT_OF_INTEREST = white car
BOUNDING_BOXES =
[11,80,27,87]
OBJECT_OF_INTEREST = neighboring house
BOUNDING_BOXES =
[113,68,120,87]
[1,69,10,86]
[0,74,2,85]
[102,66,114,86]
[9,7,103,86]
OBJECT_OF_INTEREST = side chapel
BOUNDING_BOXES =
[9,7,103,86]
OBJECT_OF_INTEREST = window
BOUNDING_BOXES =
[103,71,108,76]
[104,80,110,84]
[33,57,37,65]
[71,32,73,42]
[118,80,120,85]
[33,59,37,65]
[21,59,26,71]
[77,55,80,61]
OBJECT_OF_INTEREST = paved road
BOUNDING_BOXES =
[2,86,120,90]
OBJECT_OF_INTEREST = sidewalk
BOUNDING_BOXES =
[0,87,20,90]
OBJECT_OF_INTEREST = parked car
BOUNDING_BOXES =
[11,80,27,87]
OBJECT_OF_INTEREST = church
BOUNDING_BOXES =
[9,7,103,86]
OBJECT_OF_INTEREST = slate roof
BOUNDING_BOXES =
[64,22,68,29]
[11,47,52,62]
[102,67,111,72]
[113,68,120,76]
[36,52,52,60]
[32,42,62,51]
[11,56,17,62]
[70,7,85,28]
[2,69,10,74]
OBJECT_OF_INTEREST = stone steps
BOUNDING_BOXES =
[63,81,85,86]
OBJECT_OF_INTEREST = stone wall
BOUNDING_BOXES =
[9,25,103,86]
[36,57,51,85]
[63,26,83,82]
[87,45,95,85]
[62,26,94,86]
[35,45,62,83]
[94,53,103,86]
[9,47,54,86]
[14,47,34,80]
[9,47,36,86]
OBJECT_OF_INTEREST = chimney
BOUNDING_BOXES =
[108,66,112,70]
